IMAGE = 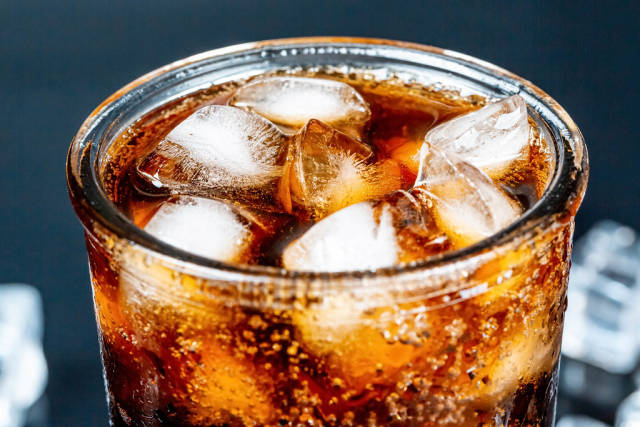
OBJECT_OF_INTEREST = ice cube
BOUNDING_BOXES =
[616,390,640,426]
[561,221,640,385]
[229,76,371,139]
[118,273,275,425]
[282,189,448,272]
[563,265,640,374]
[572,220,640,286]
[371,95,475,177]
[415,143,521,248]
[144,196,262,264]
[282,119,400,219]
[180,339,274,425]
[0,284,47,427]
[136,105,287,207]
[562,221,640,375]
[468,318,556,402]
[116,258,275,425]
[292,294,420,392]
[282,201,397,272]
[424,95,530,178]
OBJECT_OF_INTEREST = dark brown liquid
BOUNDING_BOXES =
[89,71,564,426]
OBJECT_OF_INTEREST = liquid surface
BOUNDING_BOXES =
[102,70,553,272]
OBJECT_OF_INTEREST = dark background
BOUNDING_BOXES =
[1,1,638,425]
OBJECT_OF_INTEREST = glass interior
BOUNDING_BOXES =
[67,37,588,285]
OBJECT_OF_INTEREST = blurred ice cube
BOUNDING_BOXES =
[424,95,530,178]
[415,143,521,248]
[229,76,371,139]
[283,119,399,219]
[136,105,287,208]
[144,196,273,264]
[563,265,640,374]
[0,284,47,427]
[563,221,640,374]
[616,391,640,426]
[282,189,448,272]
[572,220,640,287]
[557,415,610,427]
[560,221,640,420]
[291,293,420,392]
[560,356,636,416]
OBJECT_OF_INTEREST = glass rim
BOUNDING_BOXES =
[66,36,588,282]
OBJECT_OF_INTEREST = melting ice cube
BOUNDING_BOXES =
[144,196,259,263]
[282,189,448,272]
[282,202,398,272]
[0,284,47,427]
[415,143,521,248]
[229,76,371,139]
[563,221,640,375]
[281,119,400,219]
[424,95,530,178]
[136,105,287,208]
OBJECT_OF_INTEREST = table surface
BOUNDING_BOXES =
[1,1,638,425]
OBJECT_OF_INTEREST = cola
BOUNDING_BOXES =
[68,39,587,426]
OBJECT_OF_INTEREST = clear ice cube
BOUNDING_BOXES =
[282,119,400,219]
[136,105,287,207]
[572,220,640,286]
[563,221,640,374]
[291,294,420,392]
[563,265,640,374]
[282,201,398,272]
[616,390,640,426]
[415,143,521,248]
[0,284,47,427]
[424,95,530,178]
[229,76,371,139]
[144,196,260,263]
[282,189,448,272]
